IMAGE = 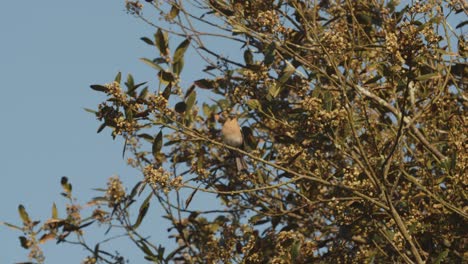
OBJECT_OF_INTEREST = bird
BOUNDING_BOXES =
[221,115,248,172]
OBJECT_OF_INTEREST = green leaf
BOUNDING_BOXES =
[267,82,281,98]
[52,203,58,219]
[364,75,382,85]
[167,4,180,20]
[83,108,97,114]
[246,99,262,111]
[173,39,190,64]
[90,85,108,92]
[277,61,295,85]
[244,49,254,65]
[155,29,169,57]
[140,58,164,71]
[129,181,143,200]
[185,188,198,209]
[137,133,154,143]
[96,123,106,134]
[185,90,197,113]
[194,79,216,89]
[416,72,440,81]
[132,192,153,229]
[140,37,154,46]
[152,130,163,159]
[264,42,276,65]
[18,205,31,224]
[1,221,22,231]
[173,60,184,76]
[434,249,449,264]
[125,74,135,91]
[114,72,122,84]
[162,84,172,100]
[158,70,176,84]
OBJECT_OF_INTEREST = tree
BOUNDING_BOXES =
[3,0,467,263]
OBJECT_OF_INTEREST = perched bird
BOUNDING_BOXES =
[221,115,248,172]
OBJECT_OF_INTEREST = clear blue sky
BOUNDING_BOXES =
[1,1,465,263]
[0,1,177,263]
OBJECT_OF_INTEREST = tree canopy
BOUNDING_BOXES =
[4,0,467,263]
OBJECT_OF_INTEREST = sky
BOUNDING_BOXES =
[0,1,465,263]
[0,1,179,263]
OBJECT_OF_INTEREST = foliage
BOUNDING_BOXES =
[3,0,468,263]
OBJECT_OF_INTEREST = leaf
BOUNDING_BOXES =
[96,123,106,134]
[152,130,163,159]
[162,84,172,100]
[52,203,58,219]
[124,74,135,92]
[267,82,281,98]
[129,181,143,200]
[434,249,449,264]
[132,192,153,229]
[155,28,169,57]
[141,36,154,46]
[246,99,262,111]
[277,61,295,85]
[456,20,468,29]
[83,108,97,114]
[364,75,382,85]
[90,85,108,92]
[137,133,154,142]
[39,233,56,244]
[242,126,257,150]
[167,4,180,20]
[114,72,122,84]
[19,236,30,249]
[175,102,187,113]
[194,79,216,89]
[416,72,440,81]
[185,90,197,112]
[173,39,190,64]
[140,58,164,71]
[1,221,22,231]
[244,49,254,65]
[264,42,276,65]
[172,60,184,76]
[185,188,198,209]
[158,70,176,84]
[18,205,31,224]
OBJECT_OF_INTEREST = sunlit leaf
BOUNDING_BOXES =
[185,90,196,113]
[416,72,440,81]
[39,233,56,244]
[52,203,58,219]
[18,205,31,225]
[167,4,180,20]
